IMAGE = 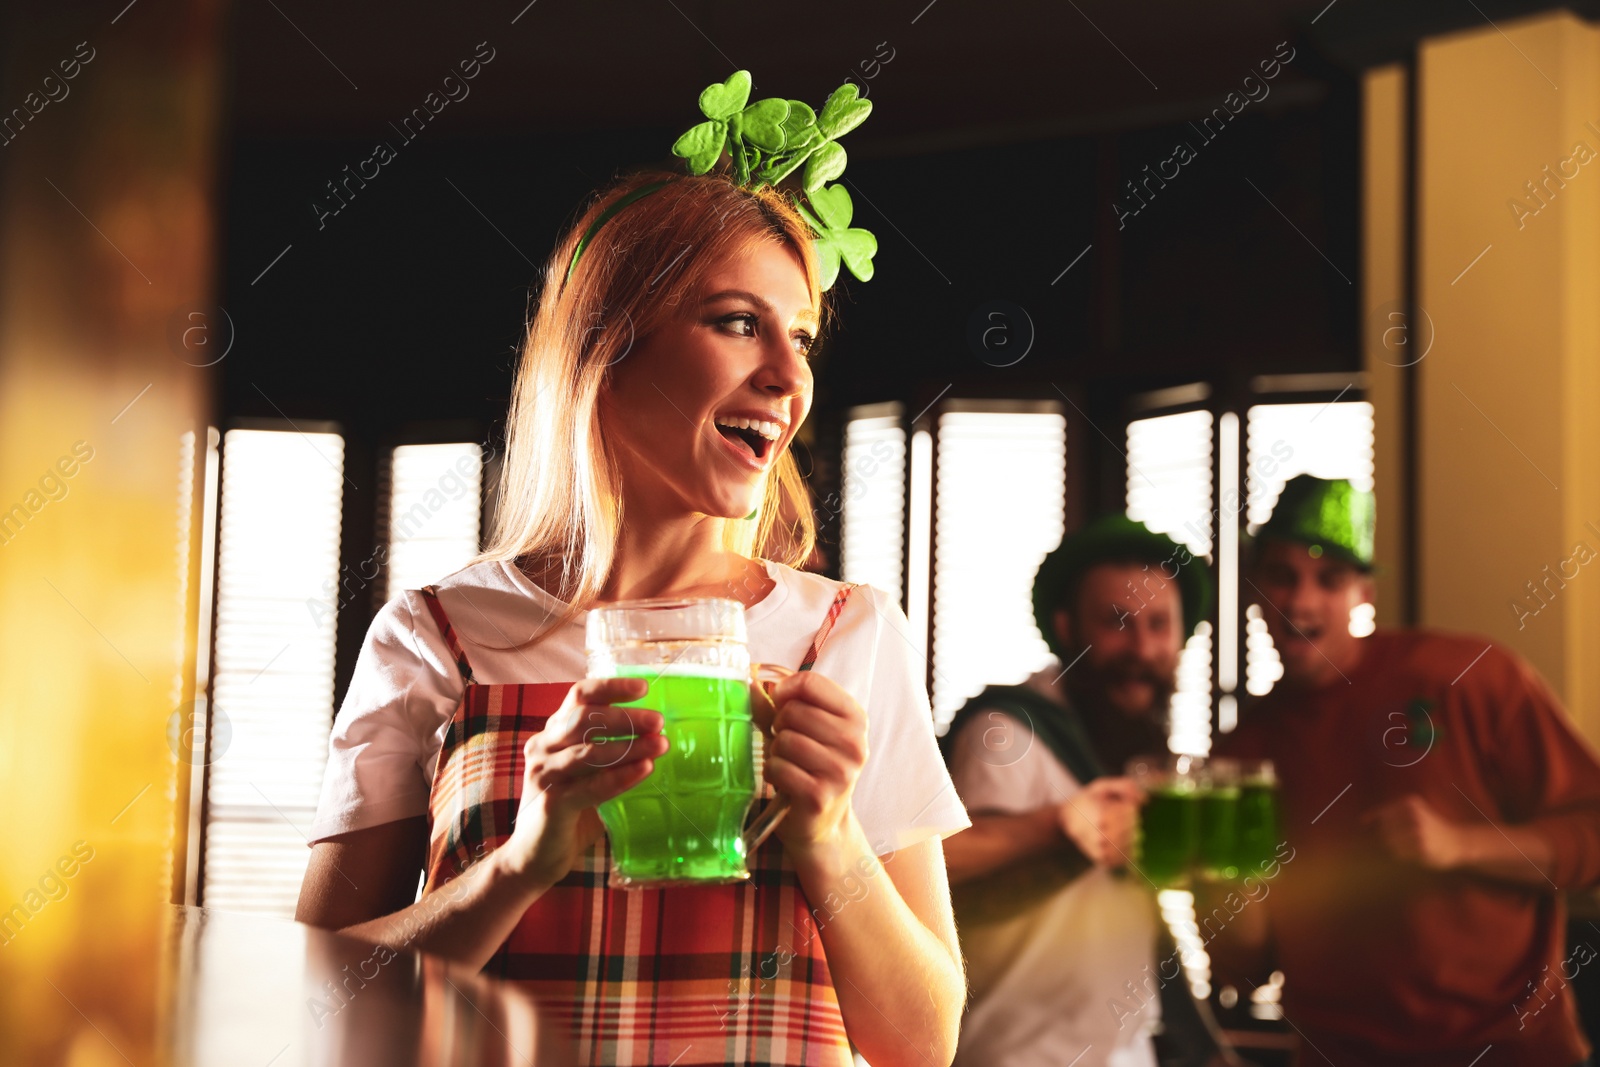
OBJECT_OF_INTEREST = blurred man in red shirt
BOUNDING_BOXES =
[1212,475,1600,1066]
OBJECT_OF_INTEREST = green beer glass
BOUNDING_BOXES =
[1234,759,1280,877]
[1128,754,1202,889]
[1198,758,1241,881]
[586,597,791,888]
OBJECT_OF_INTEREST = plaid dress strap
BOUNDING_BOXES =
[415,581,863,1067]
[418,584,476,685]
[799,585,855,671]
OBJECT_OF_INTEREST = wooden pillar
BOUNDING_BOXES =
[1362,63,1412,629]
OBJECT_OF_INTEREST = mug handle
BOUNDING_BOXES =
[744,662,795,851]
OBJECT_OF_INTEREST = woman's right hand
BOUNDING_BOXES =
[496,676,668,890]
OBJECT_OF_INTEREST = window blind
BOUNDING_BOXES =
[202,428,345,915]
[930,406,1067,727]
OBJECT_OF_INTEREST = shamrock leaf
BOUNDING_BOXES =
[657,72,880,288]
[699,70,751,121]
[673,71,758,174]
[803,140,847,193]
[672,120,727,175]
[760,123,825,186]
[738,97,791,152]
[798,184,877,287]
[779,100,817,146]
[813,228,878,288]
[807,182,855,230]
[817,83,872,140]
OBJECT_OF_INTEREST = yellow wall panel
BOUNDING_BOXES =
[1414,11,1600,739]
[0,3,223,1061]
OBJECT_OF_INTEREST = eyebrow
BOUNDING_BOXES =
[701,288,821,331]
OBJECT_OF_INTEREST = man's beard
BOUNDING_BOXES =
[1061,644,1176,724]
[1059,643,1176,771]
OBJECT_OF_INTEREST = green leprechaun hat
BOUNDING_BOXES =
[1254,474,1376,570]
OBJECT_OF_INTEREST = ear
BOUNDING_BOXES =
[1356,572,1376,606]
[1052,607,1072,652]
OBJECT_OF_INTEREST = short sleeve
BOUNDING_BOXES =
[946,710,1085,815]
[817,584,971,855]
[307,590,466,844]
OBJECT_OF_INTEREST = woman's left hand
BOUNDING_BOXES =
[759,670,868,855]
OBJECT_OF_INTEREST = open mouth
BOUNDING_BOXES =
[713,416,781,462]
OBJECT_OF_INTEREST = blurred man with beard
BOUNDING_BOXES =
[942,515,1215,1067]
[1209,475,1600,1067]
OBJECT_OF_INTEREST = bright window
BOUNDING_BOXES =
[203,428,345,916]
[1127,410,1215,557]
[929,404,1067,727]
[385,442,484,599]
[839,406,907,609]
[1127,410,1216,754]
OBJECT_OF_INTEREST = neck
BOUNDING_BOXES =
[601,519,722,598]
[595,493,764,605]
[1283,634,1370,690]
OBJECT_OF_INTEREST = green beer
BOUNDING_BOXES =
[1198,784,1241,881]
[1139,784,1200,888]
[1235,778,1280,875]
[597,663,757,885]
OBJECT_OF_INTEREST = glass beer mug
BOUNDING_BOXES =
[585,596,792,888]
[1127,753,1203,889]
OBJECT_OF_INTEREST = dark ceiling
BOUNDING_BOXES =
[224,0,1590,148]
[206,0,1586,441]
[228,0,1340,148]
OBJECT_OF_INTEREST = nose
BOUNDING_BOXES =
[1129,617,1166,664]
[753,330,810,402]
[1282,574,1319,618]
[1131,624,1157,662]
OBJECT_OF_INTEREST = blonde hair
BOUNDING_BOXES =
[466,169,826,648]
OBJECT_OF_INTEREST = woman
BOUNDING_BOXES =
[297,170,971,1066]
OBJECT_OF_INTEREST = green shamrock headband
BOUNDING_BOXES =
[565,70,879,291]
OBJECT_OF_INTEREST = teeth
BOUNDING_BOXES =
[714,416,782,441]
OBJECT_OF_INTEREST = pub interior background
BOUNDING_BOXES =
[3,0,1600,1061]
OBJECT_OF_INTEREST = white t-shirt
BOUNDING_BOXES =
[947,668,1161,1067]
[309,557,971,856]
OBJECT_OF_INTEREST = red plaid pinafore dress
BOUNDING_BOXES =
[416,582,858,1067]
